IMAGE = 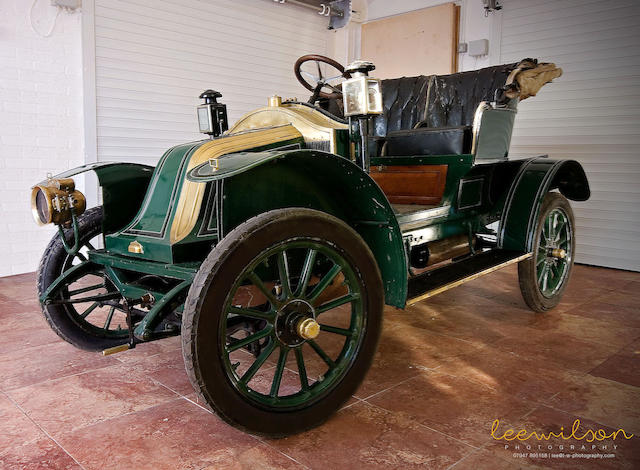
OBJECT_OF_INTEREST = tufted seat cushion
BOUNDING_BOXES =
[372,76,431,137]
[424,64,516,128]
[370,63,518,157]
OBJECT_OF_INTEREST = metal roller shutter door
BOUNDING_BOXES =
[500,0,640,271]
[92,0,330,166]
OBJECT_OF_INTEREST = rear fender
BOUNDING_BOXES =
[498,158,589,251]
[190,149,408,308]
[41,162,155,234]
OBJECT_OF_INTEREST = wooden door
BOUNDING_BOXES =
[361,3,459,79]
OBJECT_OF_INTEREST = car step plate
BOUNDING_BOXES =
[406,250,532,305]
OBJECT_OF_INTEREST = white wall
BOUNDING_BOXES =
[329,22,362,67]
[458,0,502,70]
[0,0,84,276]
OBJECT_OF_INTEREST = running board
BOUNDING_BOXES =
[406,250,532,306]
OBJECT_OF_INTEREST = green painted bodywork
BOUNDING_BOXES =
[210,149,407,308]
[80,143,407,308]
[497,158,589,252]
[187,149,314,182]
[43,161,155,234]
[104,136,305,264]
[371,154,477,242]
[370,154,589,257]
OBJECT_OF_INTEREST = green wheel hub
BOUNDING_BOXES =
[220,239,364,409]
[536,207,572,298]
[274,299,316,347]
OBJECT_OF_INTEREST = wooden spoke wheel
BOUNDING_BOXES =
[182,209,383,436]
[37,207,132,350]
[518,193,576,312]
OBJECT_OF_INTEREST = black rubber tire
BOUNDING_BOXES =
[181,208,384,437]
[37,206,127,351]
[518,192,576,313]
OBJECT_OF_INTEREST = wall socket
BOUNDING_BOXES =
[51,0,81,10]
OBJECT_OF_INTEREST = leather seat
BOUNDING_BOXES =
[372,63,517,157]
[384,126,472,156]
[425,65,515,128]
[372,76,431,137]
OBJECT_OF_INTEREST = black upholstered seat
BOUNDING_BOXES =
[372,64,517,157]
[372,76,431,137]
[424,65,514,128]
[384,126,472,156]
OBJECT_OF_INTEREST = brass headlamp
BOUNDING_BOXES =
[342,60,383,117]
[31,177,86,226]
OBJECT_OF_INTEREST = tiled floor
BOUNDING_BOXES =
[0,264,638,469]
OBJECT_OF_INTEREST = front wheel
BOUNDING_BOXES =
[518,192,576,312]
[181,208,383,436]
[37,207,131,351]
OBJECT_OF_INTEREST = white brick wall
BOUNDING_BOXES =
[0,0,84,276]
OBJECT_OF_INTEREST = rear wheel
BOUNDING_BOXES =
[518,192,575,312]
[182,208,383,436]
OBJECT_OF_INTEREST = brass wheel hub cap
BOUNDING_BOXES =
[274,299,318,346]
[297,317,320,340]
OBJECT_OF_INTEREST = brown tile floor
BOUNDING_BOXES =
[0,264,638,469]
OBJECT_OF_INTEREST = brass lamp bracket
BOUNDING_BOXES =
[31,177,86,226]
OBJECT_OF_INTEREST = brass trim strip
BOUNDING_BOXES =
[102,344,130,356]
[169,125,303,243]
[406,252,532,306]
[228,103,348,154]
[398,205,451,232]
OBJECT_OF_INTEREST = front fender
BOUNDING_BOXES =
[40,162,155,234]
[190,149,408,308]
[498,158,590,252]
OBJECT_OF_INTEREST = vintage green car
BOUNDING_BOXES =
[31,55,588,436]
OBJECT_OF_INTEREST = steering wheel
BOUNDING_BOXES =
[294,54,351,103]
